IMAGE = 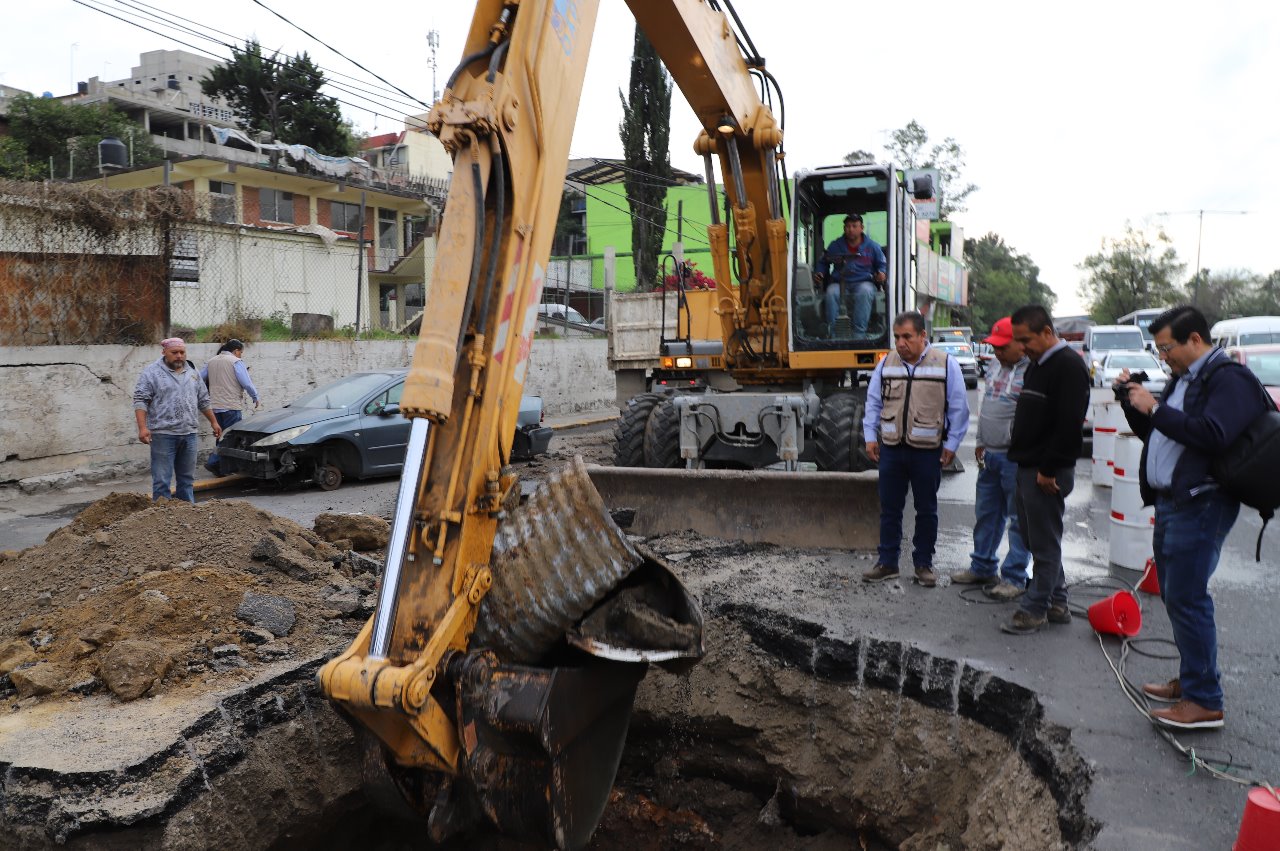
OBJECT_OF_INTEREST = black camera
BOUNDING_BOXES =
[1113,371,1149,401]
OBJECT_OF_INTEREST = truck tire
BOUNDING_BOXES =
[643,398,683,468]
[613,393,663,467]
[814,393,873,472]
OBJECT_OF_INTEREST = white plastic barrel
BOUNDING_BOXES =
[1109,434,1154,571]
[1092,401,1126,487]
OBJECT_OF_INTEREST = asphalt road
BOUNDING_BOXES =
[1,390,1275,849]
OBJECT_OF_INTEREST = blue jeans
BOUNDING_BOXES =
[877,443,943,568]
[150,432,198,503]
[1153,491,1239,711]
[206,409,242,470]
[969,450,1030,584]
[824,281,876,336]
[1016,466,1074,617]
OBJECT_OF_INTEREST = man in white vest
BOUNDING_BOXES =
[200,339,260,474]
[862,311,970,587]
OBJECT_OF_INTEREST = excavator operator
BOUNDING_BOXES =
[813,213,888,338]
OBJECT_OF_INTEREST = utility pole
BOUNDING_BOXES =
[427,31,441,103]
[1156,208,1250,306]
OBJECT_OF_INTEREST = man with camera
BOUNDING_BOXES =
[1118,305,1269,730]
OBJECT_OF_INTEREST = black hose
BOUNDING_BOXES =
[455,153,486,368]
[721,0,764,65]
[475,137,505,337]
[445,42,498,92]
[486,40,511,83]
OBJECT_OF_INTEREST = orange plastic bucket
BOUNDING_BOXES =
[1234,786,1280,851]
[1087,590,1142,637]
[1138,559,1161,595]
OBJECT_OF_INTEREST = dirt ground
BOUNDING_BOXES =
[0,494,373,707]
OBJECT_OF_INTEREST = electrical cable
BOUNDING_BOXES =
[247,0,431,108]
[100,0,429,114]
[73,0,436,133]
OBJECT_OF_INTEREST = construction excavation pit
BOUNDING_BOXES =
[0,492,1097,850]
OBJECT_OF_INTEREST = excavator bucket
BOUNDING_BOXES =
[586,465,882,551]
[423,458,704,849]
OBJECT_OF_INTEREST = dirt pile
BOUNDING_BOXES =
[0,495,377,706]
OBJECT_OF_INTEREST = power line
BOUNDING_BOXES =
[108,0,426,107]
[246,0,430,109]
[72,0,435,134]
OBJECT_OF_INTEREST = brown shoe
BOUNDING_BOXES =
[1149,699,1224,730]
[1000,610,1047,635]
[913,566,937,587]
[986,580,1026,602]
[862,563,900,583]
[1047,604,1071,624]
[1141,678,1182,704]
[950,569,995,586]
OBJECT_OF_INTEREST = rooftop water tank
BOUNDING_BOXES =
[99,137,128,169]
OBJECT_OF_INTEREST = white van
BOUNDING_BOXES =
[1210,316,1280,349]
[1083,324,1147,373]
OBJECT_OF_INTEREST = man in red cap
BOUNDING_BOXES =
[951,317,1031,598]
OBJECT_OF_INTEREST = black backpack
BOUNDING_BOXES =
[1202,358,1280,561]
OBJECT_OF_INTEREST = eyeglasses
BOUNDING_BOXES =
[1156,341,1178,354]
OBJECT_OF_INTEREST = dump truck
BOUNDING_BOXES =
[318,1,914,847]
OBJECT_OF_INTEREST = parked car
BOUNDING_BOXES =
[215,369,553,490]
[537,303,589,326]
[589,316,607,333]
[1083,325,1148,375]
[1093,350,1168,392]
[1231,344,1280,407]
[934,341,980,389]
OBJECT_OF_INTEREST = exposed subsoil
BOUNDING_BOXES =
[0,425,1097,850]
[0,494,374,706]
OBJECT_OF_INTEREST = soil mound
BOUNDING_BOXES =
[0,495,376,706]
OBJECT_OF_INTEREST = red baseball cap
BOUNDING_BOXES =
[985,317,1014,346]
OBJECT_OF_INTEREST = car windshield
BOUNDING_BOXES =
[289,373,391,409]
[1240,332,1280,345]
[1245,354,1280,386]
[1091,331,1145,350]
[1108,354,1158,370]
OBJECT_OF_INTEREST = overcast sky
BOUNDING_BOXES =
[7,1,1280,316]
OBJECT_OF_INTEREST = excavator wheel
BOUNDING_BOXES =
[815,393,873,472]
[642,398,683,468]
[612,392,663,467]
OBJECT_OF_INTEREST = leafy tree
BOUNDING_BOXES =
[201,40,355,157]
[963,232,1055,330]
[0,93,162,180]
[1078,225,1185,323]
[843,119,977,218]
[1190,268,1272,325]
[618,26,672,291]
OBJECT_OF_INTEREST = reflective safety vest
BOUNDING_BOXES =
[878,347,950,449]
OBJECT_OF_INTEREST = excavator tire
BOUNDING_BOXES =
[613,392,664,467]
[814,392,873,472]
[643,398,683,468]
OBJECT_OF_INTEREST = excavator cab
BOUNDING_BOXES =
[789,165,905,355]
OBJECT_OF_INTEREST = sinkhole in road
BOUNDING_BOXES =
[277,604,1097,851]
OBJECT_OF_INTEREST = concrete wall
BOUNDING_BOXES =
[0,337,612,488]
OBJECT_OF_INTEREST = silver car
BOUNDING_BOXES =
[1094,350,1169,392]
[934,342,980,389]
[216,369,552,490]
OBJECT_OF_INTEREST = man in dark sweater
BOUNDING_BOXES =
[1002,305,1091,635]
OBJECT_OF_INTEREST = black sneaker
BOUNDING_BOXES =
[862,564,900,582]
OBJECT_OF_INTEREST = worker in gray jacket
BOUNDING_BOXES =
[133,338,221,503]
[951,317,1031,598]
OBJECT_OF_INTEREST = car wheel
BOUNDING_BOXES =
[316,463,343,491]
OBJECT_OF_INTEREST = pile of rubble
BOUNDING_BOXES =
[0,494,390,706]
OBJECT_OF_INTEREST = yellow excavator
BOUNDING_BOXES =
[320,1,927,847]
